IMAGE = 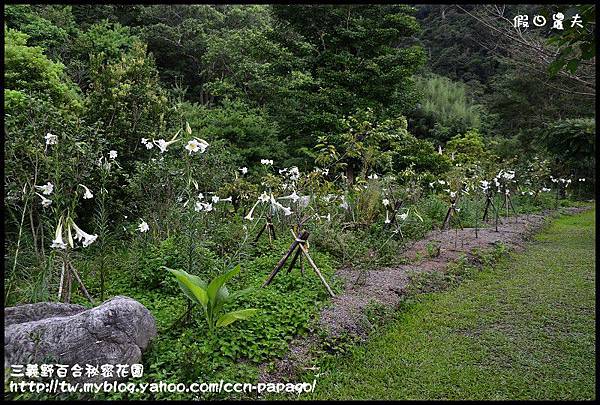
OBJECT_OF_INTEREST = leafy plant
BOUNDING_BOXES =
[167,265,258,334]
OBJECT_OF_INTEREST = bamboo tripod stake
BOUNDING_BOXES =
[262,229,335,297]
[58,252,95,305]
[253,214,276,244]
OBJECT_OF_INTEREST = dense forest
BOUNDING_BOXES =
[3,4,596,400]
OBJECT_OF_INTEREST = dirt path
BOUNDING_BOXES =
[259,206,591,383]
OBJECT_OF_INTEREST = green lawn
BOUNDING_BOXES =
[306,208,596,400]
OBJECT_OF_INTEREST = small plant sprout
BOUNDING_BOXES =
[34,182,54,195]
[167,265,258,335]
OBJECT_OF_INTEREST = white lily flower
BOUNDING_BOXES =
[279,191,300,203]
[79,184,93,199]
[438,145,443,155]
[154,131,182,153]
[211,196,220,204]
[450,191,456,198]
[542,187,551,192]
[35,193,52,208]
[438,179,445,185]
[382,198,390,206]
[270,194,292,216]
[193,201,214,212]
[258,191,270,203]
[239,167,248,175]
[261,159,274,165]
[141,138,149,145]
[45,132,58,145]
[70,220,98,247]
[384,210,391,224]
[399,211,409,221]
[368,173,379,180]
[35,182,54,195]
[340,196,349,210]
[220,196,233,203]
[51,217,66,249]
[185,138,209,154]
[288,167,300,181]
[198,192,204,200]
[138,220,149,233]
[109,150,118,159]
[145,142,154,150]
[244,199,261,221]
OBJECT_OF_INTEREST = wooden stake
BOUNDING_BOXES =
[58,260,65,301]
[286,246,303,274]
[262,230,309,287]
[297,239,335,297]
[69,263,95,305]
[253,221,267,243]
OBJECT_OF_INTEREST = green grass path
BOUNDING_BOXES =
[308,208,596,400]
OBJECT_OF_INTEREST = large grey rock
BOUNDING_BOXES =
[4,296,157,380]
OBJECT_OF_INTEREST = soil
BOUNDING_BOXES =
[258,206,591,383]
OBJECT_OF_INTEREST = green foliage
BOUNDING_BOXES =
[4,27,81,112]
[547,5,595,76]
[543,118,595,188]
[411,74,482,143]
[445,128,492,167]
[177,100,286,167]
[2,4,596,400]
[168,266,258,333]
[85,39,169,163]
[4,5,75,60]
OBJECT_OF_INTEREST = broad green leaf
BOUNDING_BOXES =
[226,287,255,302]
[207,265,241,304]
[216,309,258,328]
[168,268,208,307]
